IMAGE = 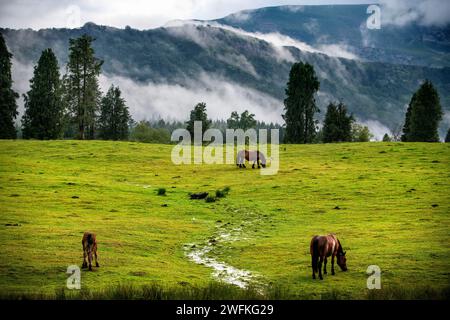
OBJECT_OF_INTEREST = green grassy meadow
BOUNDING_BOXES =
[0,140,449,299]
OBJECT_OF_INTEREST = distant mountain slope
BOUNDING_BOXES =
[1,22,449,136]
[216,5,450,67]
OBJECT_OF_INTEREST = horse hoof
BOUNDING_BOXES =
[319,276,323,280]
[96,263,100,267]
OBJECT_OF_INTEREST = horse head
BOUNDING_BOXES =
[259,152,267,168]
[337,250,348,271]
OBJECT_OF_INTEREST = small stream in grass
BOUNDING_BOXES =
[184,208,267,290]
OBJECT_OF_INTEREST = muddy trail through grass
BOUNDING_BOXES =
[184,205,272,290]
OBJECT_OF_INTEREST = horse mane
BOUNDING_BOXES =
[337,239,344,254]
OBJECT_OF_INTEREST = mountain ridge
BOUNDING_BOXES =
[1,9,449,137]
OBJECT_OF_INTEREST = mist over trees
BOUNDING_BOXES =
[11,33,131,141]
[0,33,19,139]
[1,29,447,145]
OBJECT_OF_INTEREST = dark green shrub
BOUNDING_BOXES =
[216,187,231,198]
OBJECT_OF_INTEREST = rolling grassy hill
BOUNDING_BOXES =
[0,140,449,299]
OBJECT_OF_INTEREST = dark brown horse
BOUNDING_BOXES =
[82,232,99,271]
[236,150,267,169]
[310,234,347,280]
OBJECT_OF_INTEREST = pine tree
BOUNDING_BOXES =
[98,85,131,140]
[283,62,320,144]
[227,111,240,129]
[382,133,391,142]
[64,34,103,140]
[402,81,442,142]
[226,110,256,130]
[239,110,256,131]
[322,102,353,143]
[186,102,211,139]
[401,93,416,142]
[0,33,19,139]
[22,49,63,139]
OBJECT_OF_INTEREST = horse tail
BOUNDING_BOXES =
[311,236,319,273]
[87,234,94,245]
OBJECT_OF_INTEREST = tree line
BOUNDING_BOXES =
[175,62,448,144]
[1,32,448,143]
[282,61,446,143]
[0,33,131,141]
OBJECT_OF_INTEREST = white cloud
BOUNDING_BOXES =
[280,5,305,13]
[225,10,254,22]
[11,59,34,119]
[99,73,283,123]
[357,119,392,141]
[380,0,450,27]
[167,20,359,60]
[12,58,283,124]
[0,0,377,30]
[316,44,359,60]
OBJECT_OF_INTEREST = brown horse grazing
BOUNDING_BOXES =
[310,234,347,280]
[82,232,99,271]
[236,150,267,169]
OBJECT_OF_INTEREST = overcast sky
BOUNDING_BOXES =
[1,0,377,30]
[1,0,449,30]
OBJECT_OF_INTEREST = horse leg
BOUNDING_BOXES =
[94,248,99,267]
[252,161,255,169]
[312,255,318,279]
[323,257,328,274]
[331,255,335,275]
[318,256,324,280]
[88,250,93,271]
[257,160,261,169]
[82,246,87,269]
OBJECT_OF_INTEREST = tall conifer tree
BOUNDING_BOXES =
[98,85,131,140]
[22,49,63,139]
[402,81,442,142]
[283,62,319,144]
[65,34,102,140]
[0,33,19,139]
